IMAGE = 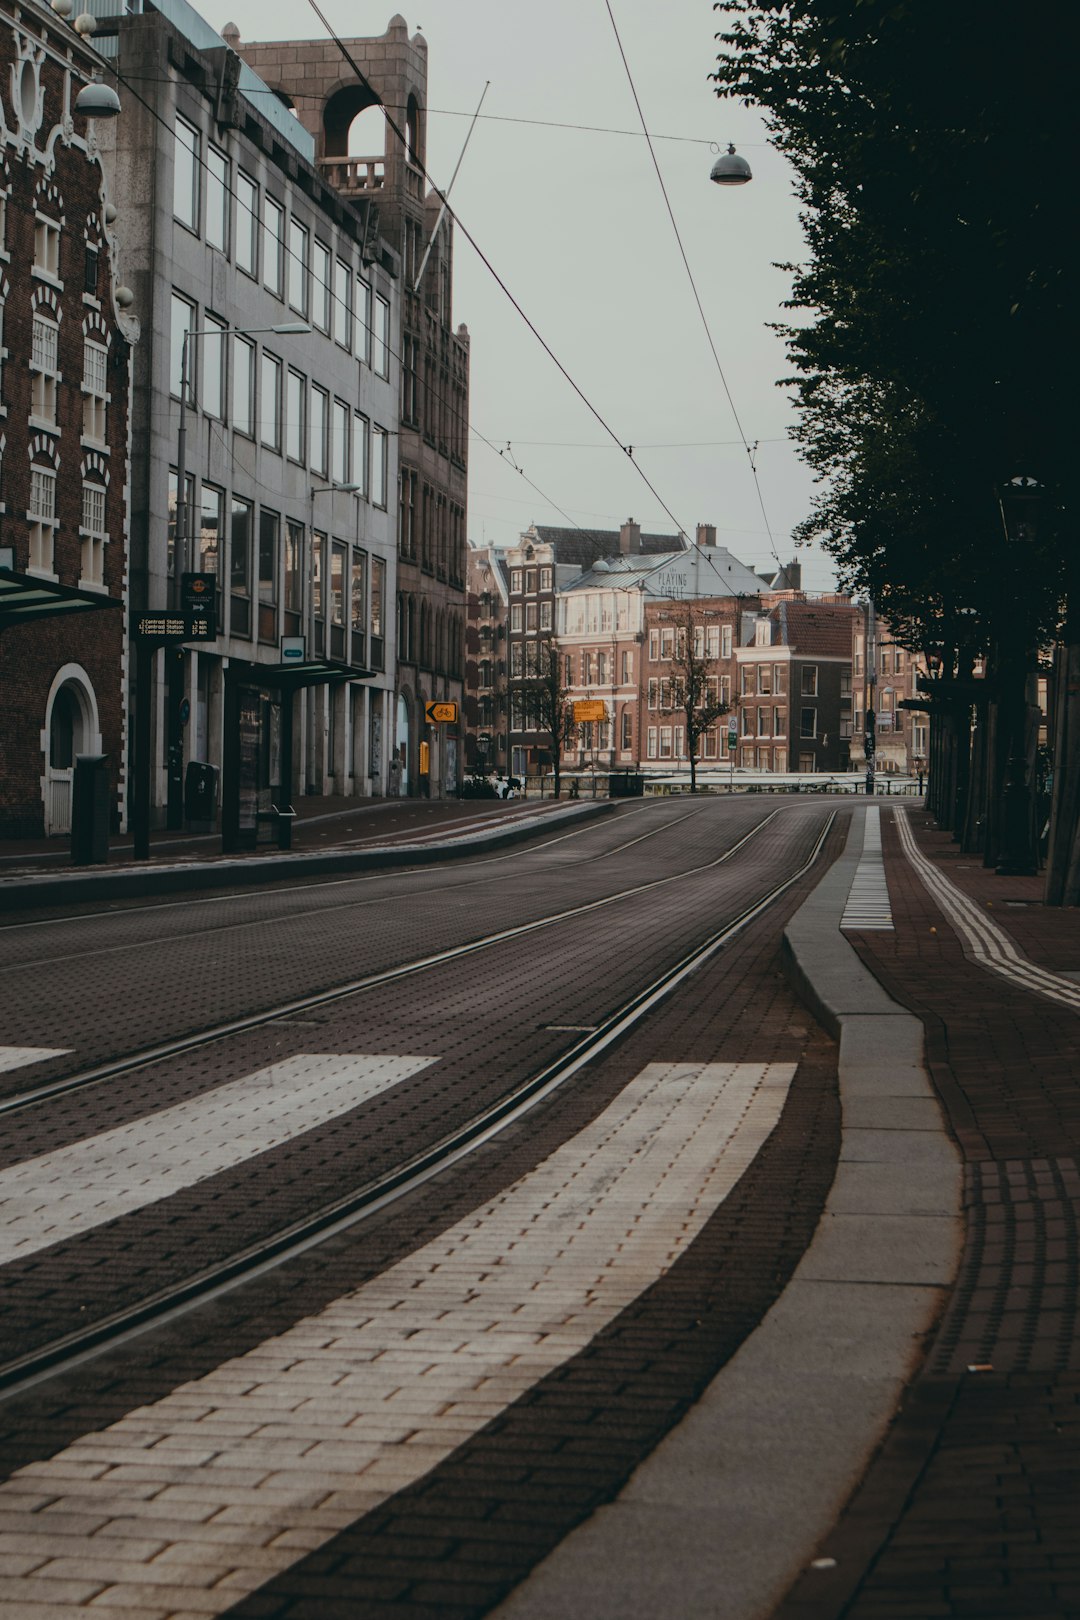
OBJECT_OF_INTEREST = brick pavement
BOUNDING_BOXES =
[779,808,1080,1620]
[0,811,845,1616]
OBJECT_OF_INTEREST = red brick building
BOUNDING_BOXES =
[734,598,856,772]
[0,10,134,836]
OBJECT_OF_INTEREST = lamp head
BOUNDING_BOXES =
[710,143,752,186]
[75,73,121,118]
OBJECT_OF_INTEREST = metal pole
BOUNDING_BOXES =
[865,598,877,796]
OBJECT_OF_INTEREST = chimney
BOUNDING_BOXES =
[696,523,717,548]
[619,518,641,555]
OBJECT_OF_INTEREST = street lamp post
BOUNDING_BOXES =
[163,320,311,831]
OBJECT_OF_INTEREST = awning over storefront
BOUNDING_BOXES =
[0,566,123,631]
[225,656,372,693]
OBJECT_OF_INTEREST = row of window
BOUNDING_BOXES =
[170,294,389,501]
[510,599,553,635]
[647,624,734,662]
[166,478,385,667]
[397,469,466,584]
[26,464,110,585]
[509,566,553,594]
[173,117,390,375]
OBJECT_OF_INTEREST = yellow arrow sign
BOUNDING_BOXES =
[425,701,458,725]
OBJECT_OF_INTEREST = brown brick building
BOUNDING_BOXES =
[0,8,134,836]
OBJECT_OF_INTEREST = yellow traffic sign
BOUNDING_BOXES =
[574,699,607,722]
[424,701,458,725]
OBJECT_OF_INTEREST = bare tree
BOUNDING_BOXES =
[518,637,577,799]
[664,603,731,792]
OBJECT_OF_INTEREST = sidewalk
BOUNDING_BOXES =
[0,792,605,908]
[777,806,1080,1620]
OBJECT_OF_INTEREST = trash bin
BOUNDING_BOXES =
[71,754,110,865]
[185,760,219,832]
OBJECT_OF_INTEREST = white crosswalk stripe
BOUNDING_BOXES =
[0,1045,72,1073]
[0,1059,795,1616]
[841,806,894,930]
[0,1054,436,1264]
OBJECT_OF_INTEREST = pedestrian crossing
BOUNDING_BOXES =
[0,1060,795,1617]
[841,806,894,930]
[0,1053,436,1264]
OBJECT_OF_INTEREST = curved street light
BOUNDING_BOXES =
[710,143,752,186]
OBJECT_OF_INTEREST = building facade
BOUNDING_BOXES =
[464,542,508,775]
[94,0,401,836]
[235,18,469,798]
[0,0,135,837]
[850,604,929,777]
[734,598,856,773]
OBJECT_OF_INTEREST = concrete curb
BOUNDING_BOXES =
[493,807,964,1620]
[0,800,615,910]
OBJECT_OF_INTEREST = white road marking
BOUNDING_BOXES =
[0,1045,72,1074]
[0,1054,436,1264]
[896,806,1080,1009]
[0,1060,795,1615]
[841,806,894,930]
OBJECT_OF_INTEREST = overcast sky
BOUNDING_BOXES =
[211,0,834,588]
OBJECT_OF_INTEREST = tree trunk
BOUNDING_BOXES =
[1045,639,1080,904]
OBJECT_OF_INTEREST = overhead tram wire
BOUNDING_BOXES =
[602,0,782,568]
[104,29,743,551]
[302,0,696,541]
[100,60,610,544]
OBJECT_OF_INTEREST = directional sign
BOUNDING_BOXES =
[181,572,217,638]
[425,701,458,725]
[574,699,607,723]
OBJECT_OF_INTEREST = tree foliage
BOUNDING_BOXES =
[712,0,1072,658]
[664,604,731,792]
[518,637,576,799]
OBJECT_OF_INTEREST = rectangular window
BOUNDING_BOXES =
[740,666,753,696]
[201,314,226,421]
[722,624,733,659]
[659,727,673,759]
[82,340,108,441]
[170,292,196,400]
[621,709,633,751]
[260,351,282,450]
[206,146,229,250]
[199,482,223,575]
[660,628,674,659]
[259,507,279,604]
[236,172,258,276]
[373,294,390,376]
[34,217,60,278]
[511,603,522,632]
[81,481,105,534]
[540,600,553,631]
[510,570,523,593]
[370,556,385,671]
[648,629,659,661]
[80,481,106,584]
[757,665,772,695]
[230,496,252,637]
[84,244,99,296]
[313,240,331,331]
[330,540,346,623]
[800,707,817,739]
[353,413,370,496]
[540,567,553,591]
[285,520,304,616]
[334,259,350,347]
[372,425,388,507]
[332,399,349,483]
[355,276,372,364]
[174,116,200,231]
[758,706,769,737]
[31,317,58,422]
[286,369,306,463]
[774,664,787,696]
[801,665,819,696]
[262,196,284,295]
[232,334,254,435]
[288,218,309,315]
[310,384,329,478]
[511,644,523,677]
[774,706,785,737]
[29,467,56,571]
